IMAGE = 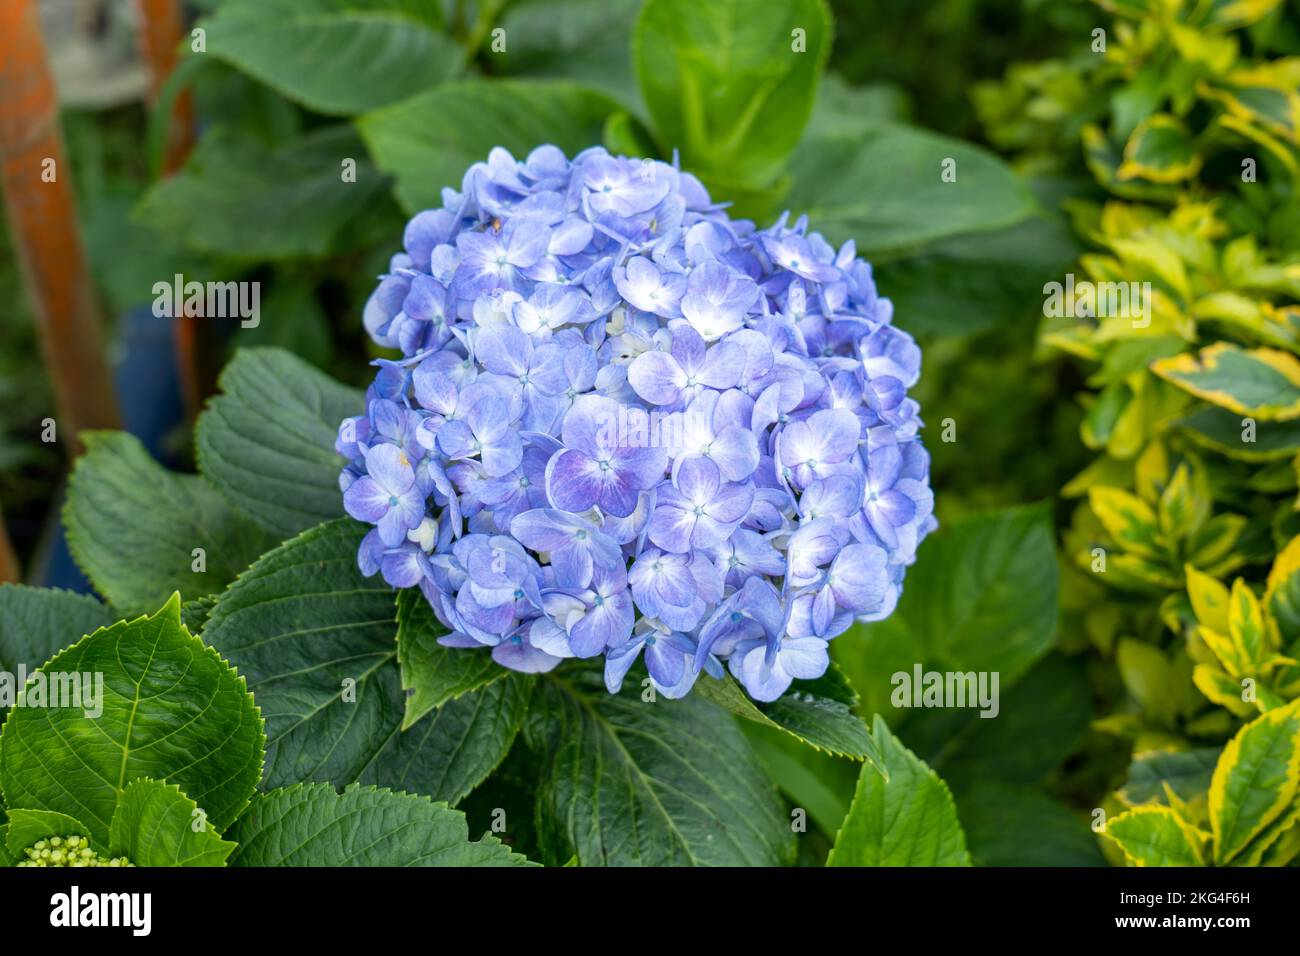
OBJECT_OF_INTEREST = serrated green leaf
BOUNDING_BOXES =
[196,347,363,539]
[4,809,95,857]
[0,595,264,846]
[180,595,219,636]
[202,520,527,805]
[136,127,388,260]
[899,653,1091,791]
[1208,699,1300,864]
[957,783,1106,867]
[0,585,113,684]
[396,588,505,730]
[109,779,235,867]
[634,0,830,192]
[836,504,1059,702]
[228,783,531,866]
[692,662,883,767]
[528,666,793,866]
[496,0,641,109]
[1104,805,1209,866]
[63,432,275,615]
[784,124,1036,255]
[358,79,619,214]
[827,715,970,866]
[202,0,462,116]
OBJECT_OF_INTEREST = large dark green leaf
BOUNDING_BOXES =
[957,783,1106,867]
[396,588,505,730]
[835,503,1060,713]
[876,213,1079,338]
[196,347,362,539]
[201,520,527,805]
[0,595,265,846]
[228,783,531,866]
[784,123,1037,257]
[0,585,112,678]
[64,432,275,616]
[109,779,236,867]
[693,663,883,767]
[496,0,642,110]
[528,666,794,866]
[202,0,462,116]
[634,0,831,191]
[898,653,1091,790]
[135,127,389,260]
[358,79,620,213]
[827,716,970,866]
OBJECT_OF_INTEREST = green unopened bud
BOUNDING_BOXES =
[16,835,134,868]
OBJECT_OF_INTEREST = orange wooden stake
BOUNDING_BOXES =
[0,506,19,584]
[0,0,122,454]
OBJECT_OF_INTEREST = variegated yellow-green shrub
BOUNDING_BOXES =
[980,0,1300,863]
[1105,698,1300,866]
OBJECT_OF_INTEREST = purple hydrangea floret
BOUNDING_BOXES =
[339,145,934,702]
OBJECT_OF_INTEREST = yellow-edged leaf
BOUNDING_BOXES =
[1208,699,1300,864]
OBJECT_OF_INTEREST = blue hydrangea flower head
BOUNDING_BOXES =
[339,145,935,702]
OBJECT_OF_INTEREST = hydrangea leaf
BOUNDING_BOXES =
[957,783,1106,867]
[528,665,794,866]
[739,721,859,837]
[201,0,463,116]
[201,520,527,805]
[4,809,95,857]
[784,123,1036,255]
[396,588,506,730]
[633,0,830,191]
[358,80,620,213]
[136,127,389,260]
[0,584,112,685]
[1117,114,1202,184]
[196,347,364,540]
[1152,343,1300,422]
[109,780,235,867]
[496,0,642,109]
[228,783,531,866]
[693,663,884,769]
[1104,806,1209,866]
[63,432,275,616]
[0,595,265,846]
[180,595,220,637]
[1208,699,1300,864]
[837,504,1058,700]
[827,715,970,866]
[874,212,1080,337]
[896,653,1091,792]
